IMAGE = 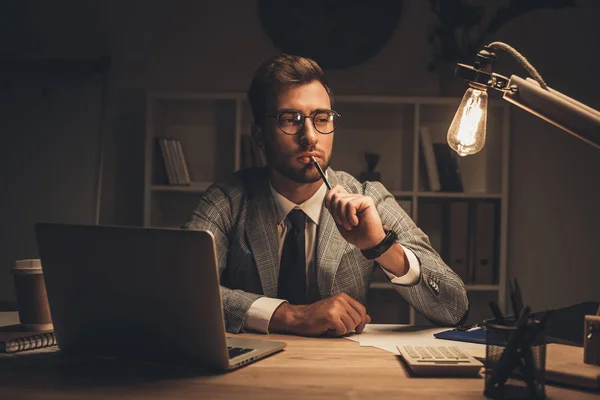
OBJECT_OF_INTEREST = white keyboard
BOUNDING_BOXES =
[397,345,483,377]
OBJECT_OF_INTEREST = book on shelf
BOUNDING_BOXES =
[472,201,497,284]
[0,324,56,354]
[157,138,191,185]
[418,202,442,254]
[173,139,191,184]
[419,127,441,192]
[448,201,469,282]
[157,138,177,185]
[433,143,463,192]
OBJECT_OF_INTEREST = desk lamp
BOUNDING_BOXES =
[447,41,600,156]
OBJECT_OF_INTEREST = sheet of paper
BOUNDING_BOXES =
[344,333,360,342]
[344,324,486,359]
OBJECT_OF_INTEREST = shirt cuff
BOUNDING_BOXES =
[380,244,421,285]
[244,297,288,333]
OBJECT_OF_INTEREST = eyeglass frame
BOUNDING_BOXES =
[265,109,342,135]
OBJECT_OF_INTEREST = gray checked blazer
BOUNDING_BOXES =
[184,167,469,333]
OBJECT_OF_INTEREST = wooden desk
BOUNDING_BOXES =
[0,332,598,399]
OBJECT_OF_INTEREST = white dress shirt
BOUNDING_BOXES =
[244,180,421,333]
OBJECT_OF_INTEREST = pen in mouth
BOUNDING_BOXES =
[310,156,331,190]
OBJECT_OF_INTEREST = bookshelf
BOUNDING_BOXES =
[143,92,510,326]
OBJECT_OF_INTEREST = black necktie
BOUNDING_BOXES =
[277,209,308,305]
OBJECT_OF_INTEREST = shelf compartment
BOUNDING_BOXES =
[330,102,415,192]
[150,98,237,186]
[418,103,506,195]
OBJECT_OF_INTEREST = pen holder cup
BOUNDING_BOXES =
[483,318,547,400]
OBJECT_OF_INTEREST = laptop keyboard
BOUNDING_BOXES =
[228,346,254,358]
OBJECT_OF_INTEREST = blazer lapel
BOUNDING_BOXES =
[245,169,280,298]
[316,170,349,298]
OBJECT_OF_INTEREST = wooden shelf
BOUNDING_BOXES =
[151,182,212,193]
[390,190,413,197]
[415,191,502,199]
[465,284,499,291]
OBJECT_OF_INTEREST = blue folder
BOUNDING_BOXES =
[434,327,487,345]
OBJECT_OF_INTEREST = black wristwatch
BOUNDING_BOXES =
[361,228,398,260]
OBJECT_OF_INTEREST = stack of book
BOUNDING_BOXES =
[157,138,191,185]
[418,199,498,285]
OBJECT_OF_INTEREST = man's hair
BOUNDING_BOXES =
[247,53,333,126]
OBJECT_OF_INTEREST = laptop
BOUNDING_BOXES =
[34,223,286,371]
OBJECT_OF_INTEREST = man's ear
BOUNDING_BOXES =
[250,123,265,150]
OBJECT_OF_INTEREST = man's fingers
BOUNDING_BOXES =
[330,192,351,230]
[343,293,368,320]
[349,196,373,215]
[356,313,371,334]
[338,313,357,335]
[344,201,359,227]
[328,192,363,230]
[325,187,344,227]
[337,294,370,334]
[343,302,362,328]
[327,316,348,336]
[324,185,345,208]
[335,196,353,230]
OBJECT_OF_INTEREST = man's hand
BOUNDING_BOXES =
[324,185,386,250]
[269,293,371,337]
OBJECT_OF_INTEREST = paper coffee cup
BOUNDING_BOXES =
[11,259,53,331]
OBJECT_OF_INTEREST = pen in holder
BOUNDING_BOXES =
[484,307,551,400]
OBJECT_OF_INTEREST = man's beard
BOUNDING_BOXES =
[263,141,331,184]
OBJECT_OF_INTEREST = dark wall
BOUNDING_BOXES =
[0,72,105,304]
[1,0,599,311]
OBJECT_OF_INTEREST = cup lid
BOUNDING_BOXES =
[12,259,42,273]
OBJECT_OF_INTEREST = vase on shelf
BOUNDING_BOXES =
[359,152,381,182]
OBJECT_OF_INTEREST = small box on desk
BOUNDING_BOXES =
[584,314,600,366]
[484,317,547,400]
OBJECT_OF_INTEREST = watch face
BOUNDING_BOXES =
[258,0,404,69]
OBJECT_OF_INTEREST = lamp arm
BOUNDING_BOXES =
[503,76,600,150]
[486,41,547,89]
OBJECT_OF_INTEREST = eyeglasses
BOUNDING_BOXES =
[266,109,341,135]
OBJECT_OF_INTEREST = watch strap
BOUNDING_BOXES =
[361,228,398,260]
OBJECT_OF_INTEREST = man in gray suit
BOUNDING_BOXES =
[185,54,469,336]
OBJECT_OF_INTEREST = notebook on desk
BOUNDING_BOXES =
[0,324,56,353]
[35,223,286,371]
